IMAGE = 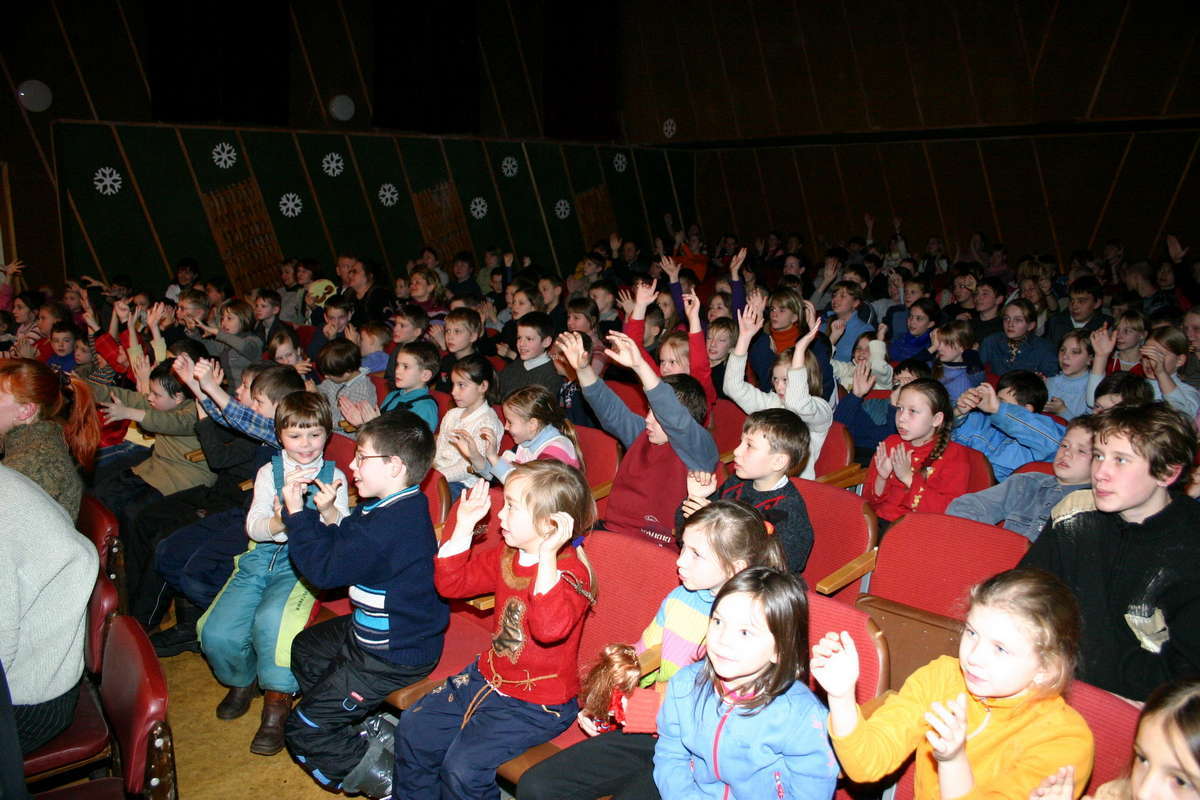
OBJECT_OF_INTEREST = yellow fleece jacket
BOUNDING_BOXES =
[830,655,1094,799]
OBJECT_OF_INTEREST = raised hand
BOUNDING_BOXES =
[686,470,718,499]
[876,322,889,342]
[810,631,860,699]
[294,357,313,376]
[729,247,747,278]
[555,331,590,372]
[448,428,483,463]
[1167,234,1189,264]
[344,323,361,345]
[925,694,968,762]
[973,381,1000,414]
[477,426,500,459]
[822,257,839,286]
[828,317,847,344]
[455,479,493,533]
[616,288,636,318]
[609,232,623,256]
[172,353,198,388]
[660,255,680,282]
[130,349,153,393]
[146,302,165,331]
[632,279,658,310]
[874,441,894,480]
[851,360,876,398]
[99,393,136,422]
[1090,323,1117,361]
[956,386,982,416]
[891,442,914,486]
[863,212,875,231]
[426,323,445,351]
[603,331,643,369]
[114,299,131,324]
[736,303,764,344]
[682,291,702,328]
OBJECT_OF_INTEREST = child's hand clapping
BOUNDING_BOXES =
[925,694,968,762]
[873,441,894,480]
[891,442,914,486]
[810,631,860,699]
[851,360,876,398]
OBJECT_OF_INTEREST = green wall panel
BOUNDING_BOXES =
[598,145,650,248]
[442,139,511,258]
[295,133,383,268]
[115,126,223,274]
[562,144,604,192]
[55,123,166,290]
[395,137,448,193]
[484,142,553,269]
[178,128,252,192]
[348,136,424,269]
[634,149,677,248]
[239,130,331,263]
[666,150,696,233]
[525,142,583,273]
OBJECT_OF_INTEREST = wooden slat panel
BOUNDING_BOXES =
[695,151,734,242]
[201,179,284,297]
[757,148,810,241]
[977,139,1056,259]
[903,0,979,129]
[755,0,819,135]
[835,144,891,235]
[1035,134,1130,256]
[925,141,995,256]
[1030,0,1127,121]
[722,150,770,238]
[795,2,868,132]
[877,142,943,256]
[959,0,1034,124]
[411,181,473,274]
[1099,133,1198,259]
[848,1,921,130]
[673,0,737,139]
[794,147,851,249]
[1090,1,1195,119]
[711,0,774,139]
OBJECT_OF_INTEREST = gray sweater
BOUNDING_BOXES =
[0,466,97,705]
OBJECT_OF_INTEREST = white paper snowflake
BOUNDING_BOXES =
[279,192,303,218]
[500,156,519,178]
[321,152,344,178]
[211,142,237,169]
[377,183,399,207]
[612,153,628,173]
[469,197,488,219]
[93,166,122,196]
[662,118,677,138]
[554,199,571,220]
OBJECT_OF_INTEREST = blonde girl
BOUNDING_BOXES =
[517,500,790,800]
[396,460,597,799]
[930,320,985,405]
[813,568,1094,799]
[455,384,581,484]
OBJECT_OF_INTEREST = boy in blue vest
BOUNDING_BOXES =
[285,410,447,795]
[197,392,350,756]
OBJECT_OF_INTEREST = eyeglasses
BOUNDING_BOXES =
[350,453,391,466]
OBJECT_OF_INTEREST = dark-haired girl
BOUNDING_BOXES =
[434,355,503,501]
[654,567,837,799]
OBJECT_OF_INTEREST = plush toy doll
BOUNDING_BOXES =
[578,643,641,733]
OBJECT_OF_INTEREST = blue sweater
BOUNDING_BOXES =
[654,662,838,800]
[952,403,1065,481]
[979,333,1059,376]
[1045,372,1091,420]
[380,387,439,434]
[284,488,448,666]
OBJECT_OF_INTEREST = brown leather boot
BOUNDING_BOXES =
[249,690,292,756]
[215,682,258,720]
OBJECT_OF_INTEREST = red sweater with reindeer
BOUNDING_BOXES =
[435,544,592,705]
[864,434,972,521]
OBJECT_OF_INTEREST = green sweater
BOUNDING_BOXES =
[1,420,83,520]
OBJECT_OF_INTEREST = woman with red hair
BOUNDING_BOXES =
[0,358,100,519]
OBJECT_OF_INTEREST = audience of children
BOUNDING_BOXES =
[9,221,1200,799]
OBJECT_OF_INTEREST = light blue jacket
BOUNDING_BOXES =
[654,662,838,800]
[946,472,1089,541]
[952,403,1065,481]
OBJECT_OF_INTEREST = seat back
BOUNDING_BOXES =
[100,616,175,796]
[440,485,505,549]
[868,513,1029,618]
[78,494,118,572]
[813,421,853,478]
[855,594,962,691]
[1014,460,1055,476]
[324,432,358,478]
[487,355,508,374]
[1068,680,1139,791]
[87,571,119,675]
[294,325,316,350]
[575,531,681,674]
[711,399,746,459]
[607,380,649,417]
[808,592,889,705]
[421,470,451,527]
[963,446,996,492]
[369,374,389,404]
[792,479,879,602]
[574,425,620,492]
[429,390,453,425]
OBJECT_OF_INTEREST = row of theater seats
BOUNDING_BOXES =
[24,497,177,799]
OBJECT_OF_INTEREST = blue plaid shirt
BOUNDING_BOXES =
[200,397,280,448]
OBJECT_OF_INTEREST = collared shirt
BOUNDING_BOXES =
[200,397,280,448]
[523,353,551,371]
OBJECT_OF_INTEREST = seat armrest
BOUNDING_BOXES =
[638,645,661,677]
[591,481,613,501]
[464,594,495,611]
[184,449,205,463]
[816,464,867,488]
[815,549,878,595]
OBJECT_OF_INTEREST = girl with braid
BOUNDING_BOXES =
[865,378,971,530]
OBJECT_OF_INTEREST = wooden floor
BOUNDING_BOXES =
[160,651,329,799]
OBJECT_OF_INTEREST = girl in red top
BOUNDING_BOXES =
[394,460,596,800]
[865,377,970,527]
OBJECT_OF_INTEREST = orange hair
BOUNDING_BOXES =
[0,358,101,472]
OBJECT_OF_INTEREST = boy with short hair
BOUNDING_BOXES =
[561,330,718,548]
[952,370,1065,481]
[498,311,563,399]
[47,321,78,372]
[285,411,447,795]
[822,280,873,361]
[434,307,482,391]
[384,303,428,386]
[969,276,1006,343]
[947,416,1094,540]
[356,321,390,374]
[538,274,567,334]
[316,339,376,432]
[706,316,737,400]
[677,408,815,572]
[1043,275,1111,346]
[90,358,216,532]
[306,295,354,361]
[199,392,350,754]
[1091,370,1153,412]
[1020,402,1200,701]
[253,289,284,345]
[378,340,440,433]
[979,299,1059,376]
[588,279,621,335]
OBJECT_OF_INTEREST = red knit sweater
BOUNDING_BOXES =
[435,545,592,705]
[864,434,971,521]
